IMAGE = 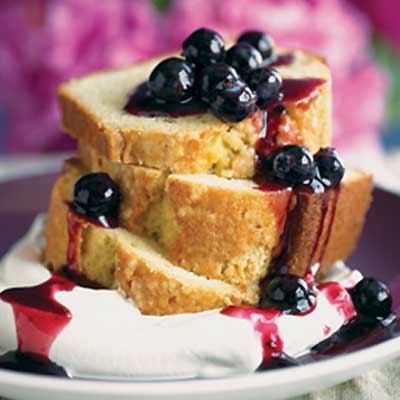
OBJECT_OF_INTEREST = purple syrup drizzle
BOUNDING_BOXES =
[66,207,117,281]
[255,78,325,159]
[0,275,75,359]
[222,280,357,367]
[221,306,284,365]
[124,71,324,125]
[280,78,325,106]
[268,53,295,68]
[256,174,340,278]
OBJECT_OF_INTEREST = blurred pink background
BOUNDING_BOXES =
[0,0,398,155]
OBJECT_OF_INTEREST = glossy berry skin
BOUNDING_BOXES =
[198,64,240,102]
[263,145,316,185]
[208,81,257,122]
[350,278,393,320]
[148,57,195,103]
[73,173,121,219]
[247,67,282,107]
[182,28,225,66]
[237,30,274,60]
[314,147,345,188]
[226,43,263,75]
[260,274,315,314]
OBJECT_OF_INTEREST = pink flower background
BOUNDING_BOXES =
[0,0,389,153]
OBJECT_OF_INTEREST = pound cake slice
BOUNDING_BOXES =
[45,167,255,314]
[59,48,331,178]
[115,231,253,315]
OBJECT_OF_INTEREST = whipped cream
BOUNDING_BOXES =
[0,216,361,380]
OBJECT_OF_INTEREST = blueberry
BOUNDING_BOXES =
[226,43,263,75]
[314,148,345,188]
[260,274,315,314]
[73,173,121,219]
[262,145,316,185]
[198,63,240,102]
[350,278,393,320]
[182,28,225,66]
[208,81,257,122]
[237,30,274,59]
[148,57,195,102]
[247,67,282,107]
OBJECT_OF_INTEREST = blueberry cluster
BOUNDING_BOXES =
[72,173,121,220]
[260,274,394,320]
[148,28,282,122]
[260,145,345,189]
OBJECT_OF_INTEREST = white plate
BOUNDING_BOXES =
[1,336,400,400]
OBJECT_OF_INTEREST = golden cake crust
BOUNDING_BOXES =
[59,49,331,178]
[115,233,255,316]
[164,174,291,288]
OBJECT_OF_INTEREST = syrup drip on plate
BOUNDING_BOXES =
[0,275,75,359]
[0,351,68,377]
[221,306,283,365]
[222,281,357,366]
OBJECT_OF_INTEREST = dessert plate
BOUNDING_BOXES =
[0,173,400,400]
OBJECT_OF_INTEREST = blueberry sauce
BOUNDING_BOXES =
[280,78,325,108]
[0,351,69,377]
[0,208,116,376]
[221,306,283,365]
[268,53,295,68]
[256,318,400,370]
[255,78,325,158]
[312,314,397,356]
[61,266,105,290]
[224,281,399,371]
[125,78,324,125]
[222,280,356,367]
[255,106,293,159]
[0,275,75,359]
[67,207,117,274]
[67,209,84,271]
[262,185,341,277]
[319,282,357,321]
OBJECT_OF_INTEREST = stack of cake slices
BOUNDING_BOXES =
[45,30,372,315]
